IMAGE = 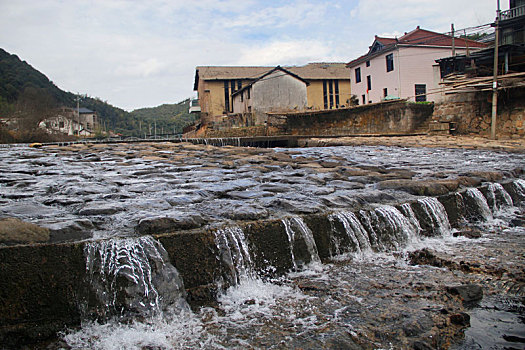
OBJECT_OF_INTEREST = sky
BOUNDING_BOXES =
[0,0,505,111]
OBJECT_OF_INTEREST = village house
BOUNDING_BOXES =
[231,66,309,124]
[39,107,98,136]
[346,26,487,105]
[192,63,351,125]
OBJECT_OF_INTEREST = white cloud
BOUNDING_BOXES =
[0,0,502,111]
[237,40,338,66]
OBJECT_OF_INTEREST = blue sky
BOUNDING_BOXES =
[0,0,503,111]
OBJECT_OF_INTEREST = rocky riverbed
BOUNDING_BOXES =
[1,141,524,244]
[0,140,524,349]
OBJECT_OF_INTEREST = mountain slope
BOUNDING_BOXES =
[0,48,195,137]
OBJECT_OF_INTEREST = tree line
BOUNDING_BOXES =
[0,48,197,142]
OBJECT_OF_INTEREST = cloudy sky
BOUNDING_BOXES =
[0,0,503,111]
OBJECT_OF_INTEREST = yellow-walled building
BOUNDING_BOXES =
[193,63,351,124]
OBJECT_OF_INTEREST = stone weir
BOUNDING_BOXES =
[1,179,524,346]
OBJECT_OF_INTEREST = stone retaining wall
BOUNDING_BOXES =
[202,101,434,138]
[432,88,525,137]
[281,101,433,136]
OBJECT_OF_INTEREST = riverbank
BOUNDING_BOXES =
[300,134,525,153]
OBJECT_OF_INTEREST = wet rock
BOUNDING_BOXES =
[449,312,471,326]
[319,160,340,168]
[222,205,269,221]
[453,228,482,239]
[268,198,325,214]
[271,153,293,162]
[328,180,365,190]
[0,217,50,244]
[136,212,206,235]
[464,171,504,182]
[79,203,125,216]
[446,284,483,303]
[226,190,273,200]
[412,340,434,350]
[457,176,483,188]
[43,219,94,242]
[377,179,451,196]
[0,202,66,220]
[438,193,466,227]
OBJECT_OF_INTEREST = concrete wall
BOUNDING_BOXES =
[278,101,433,136]
[251,71,308,124]
[432,88,525,137]
[350,47,467,105]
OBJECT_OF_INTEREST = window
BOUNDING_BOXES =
[383,88,388,98]
[241,91,244,102]
[59,121,64,128]
[362,95,366,105]
[323,80,328,109]
[334,80,340,107]
[355,67,361,83]
[366,60,370,67]
[247,88,251,99]
[415,84,427,102]
[223,81,229,112]
[237,80,242,90]
[366,75,372,91]
[328,79,334,109]
[386,54,394,72]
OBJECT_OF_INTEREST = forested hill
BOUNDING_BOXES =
[130,101,197,136]
[0,48,195,136]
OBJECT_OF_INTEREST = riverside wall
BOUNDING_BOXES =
[201,101,434,138]
[432,88,525,137]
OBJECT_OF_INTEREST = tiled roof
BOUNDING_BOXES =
[194,63,349,88]
[347,27,488,67]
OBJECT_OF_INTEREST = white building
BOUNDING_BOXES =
[347,27,487,105]
[232,66,309,124]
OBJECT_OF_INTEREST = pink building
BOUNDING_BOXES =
[347,27,487,104]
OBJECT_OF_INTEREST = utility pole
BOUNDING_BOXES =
[491,0,500,140]
[76,94,80,137]
[451,24,455,56]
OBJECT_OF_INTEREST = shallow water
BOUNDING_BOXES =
[62,208,525,349]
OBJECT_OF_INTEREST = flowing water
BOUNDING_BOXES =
[2,144,524,349]
[60,182,525,350]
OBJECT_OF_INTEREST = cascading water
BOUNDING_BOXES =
[84,236,189,319]
[374,205,419,249]
[416,197,452,236]
[329,211,372,254]
[282,216,321,266]
[462,188,493,221]
[486,183,513,211]
[399,202,423,236]
[213,226,255,285]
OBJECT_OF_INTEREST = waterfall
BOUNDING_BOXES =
[374,205,419,249]
[329,211,371,254]
[486,183,514,211]
[84,236,188,319]
[282,217,321,266]
[416,197,452,236]
[399,203,422,236]
[214,226,255,284]
[463,188,493,221]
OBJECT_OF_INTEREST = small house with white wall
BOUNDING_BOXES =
[232,66,309,124]
[347,27,487,105]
